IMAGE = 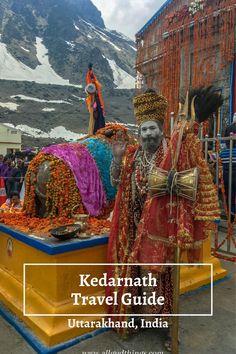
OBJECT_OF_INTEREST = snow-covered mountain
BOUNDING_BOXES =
[0,0,136,89]
[0,0,137,145]
[0,38,81,86]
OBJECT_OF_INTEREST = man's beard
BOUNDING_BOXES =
[141,136,162,153]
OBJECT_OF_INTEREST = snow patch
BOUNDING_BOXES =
[11,94,71,104]
[128,44,137,51]
[0,37,82,87]
[3,123,15,128]
[66,41,75,49]
[16,125,46,137]
[80,19,96,29]
[20,46,30,52]
[106,59,135,89]
[72,94,85,101]
[42,108,55,112]
[81,19,121,51]
[74,23,80,31]
[87,34,92,39]
[49,127,86,140]
[3,123,86,141]
[0,102,19,111]
[95,31,121,51]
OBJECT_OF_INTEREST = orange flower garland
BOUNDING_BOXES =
[0,212,74,235]
[0,212,111,236]
[135,0,235,133]
[24,152,85,218]
[95,123,130,143]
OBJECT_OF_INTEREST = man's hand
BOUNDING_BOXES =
[112,140,127,164]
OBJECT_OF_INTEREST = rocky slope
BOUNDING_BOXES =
[0,0,137,146]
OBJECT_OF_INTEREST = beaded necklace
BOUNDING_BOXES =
[135,143,164,196]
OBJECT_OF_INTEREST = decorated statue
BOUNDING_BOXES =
[23,124,131,219]
[107,86,223,352]
[85,63,105,134]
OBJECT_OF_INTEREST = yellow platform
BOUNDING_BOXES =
[0,224,227,348]
[180,237,227,294]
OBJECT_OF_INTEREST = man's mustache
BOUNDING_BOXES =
[142,137,160,143]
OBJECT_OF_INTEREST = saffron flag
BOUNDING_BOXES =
[86,64,105,115]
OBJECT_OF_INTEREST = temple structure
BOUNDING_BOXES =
[135,0,235,132]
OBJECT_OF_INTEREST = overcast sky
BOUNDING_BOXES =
[92,0,167,40]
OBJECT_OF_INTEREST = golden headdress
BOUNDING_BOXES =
[133,91,168,126]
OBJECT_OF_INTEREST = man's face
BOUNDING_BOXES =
[11,196,19,206]
[5,159,11,166]
[139,121,162,153]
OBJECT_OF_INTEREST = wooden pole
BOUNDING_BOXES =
[217,107,221,135]
[170,112,175,135]
[88,94,95,135]
[171,245,181,354]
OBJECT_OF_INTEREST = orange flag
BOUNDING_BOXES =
[86,64,105,115]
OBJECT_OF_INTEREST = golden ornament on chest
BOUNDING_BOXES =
[148,167,199,201]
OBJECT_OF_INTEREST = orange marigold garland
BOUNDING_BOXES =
[0,212,73,235]
[24,152,85,218]
[95,123,128,141]
[0,212,111,236]
[135,0,235,132]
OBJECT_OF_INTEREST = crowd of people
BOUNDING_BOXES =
[0,151,34,212]
[0,154,27,196]
[0,155,27,197]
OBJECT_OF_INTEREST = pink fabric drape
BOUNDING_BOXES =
[42,143,107,216]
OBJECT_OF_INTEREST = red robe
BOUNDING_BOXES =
[130,128,220,272]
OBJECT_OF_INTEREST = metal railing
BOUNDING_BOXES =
[200,132,236,260]
[169,112,236,260]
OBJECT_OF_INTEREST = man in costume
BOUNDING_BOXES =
[108,86,223,352]
[134,87,223,259]
[107,90,173,343]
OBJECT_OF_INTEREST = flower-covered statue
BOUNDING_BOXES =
[23,124,132,219]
